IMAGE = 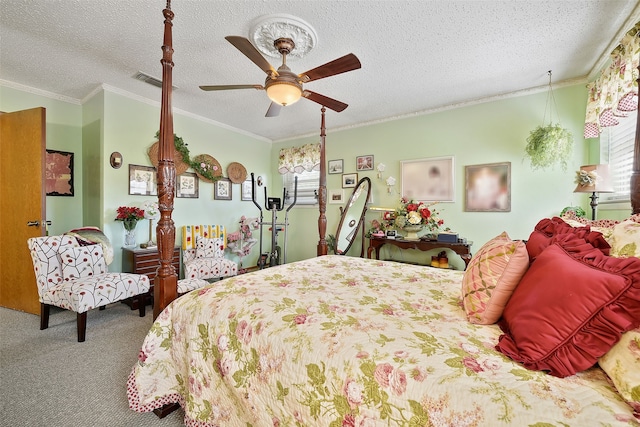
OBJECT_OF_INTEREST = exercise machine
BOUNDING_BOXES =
[251,172,297,269]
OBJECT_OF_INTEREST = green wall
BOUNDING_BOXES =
[2,80,633,273]
[272,84,619,270]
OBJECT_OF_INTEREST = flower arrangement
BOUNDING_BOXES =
[366,197,447,237]
[574,169,599,187]
[392,197,445,232]
[115,206,145,230]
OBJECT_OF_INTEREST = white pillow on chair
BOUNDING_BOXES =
[59,244,107,281]
[195,236,224,259]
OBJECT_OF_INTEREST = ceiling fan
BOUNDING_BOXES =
[199,36,361,117]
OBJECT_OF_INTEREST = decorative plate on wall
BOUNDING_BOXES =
[227,162,248,184]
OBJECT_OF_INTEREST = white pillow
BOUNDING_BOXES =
[195,236,224,259]
[59,245,106,281]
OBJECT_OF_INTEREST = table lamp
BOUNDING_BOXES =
[142,201,160,247]
[573,164,614,220]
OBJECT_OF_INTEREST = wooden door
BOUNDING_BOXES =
[0,107,46,314]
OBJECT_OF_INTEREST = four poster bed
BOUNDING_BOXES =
[129,2,640,425]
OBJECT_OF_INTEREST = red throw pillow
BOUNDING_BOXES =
[496,232,640,377]
[526,217,610,261]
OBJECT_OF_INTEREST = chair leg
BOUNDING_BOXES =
[40,303,50,330]
[138,295,146,317]
[77,312,87,342]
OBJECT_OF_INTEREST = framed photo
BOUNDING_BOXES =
[241,179,252,201]
[176,172,199,199]
[214,178,232,200]
[356,155,374,171]
[465,162,511,212]
[129,164,157,196]
[401,156,455,202]
[328,189,344,204]
[328,159,344,174]
[342,173,358,188]
[45,149,74,196]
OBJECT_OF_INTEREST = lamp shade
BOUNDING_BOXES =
[266,81,302,106]
[573,164,615,193]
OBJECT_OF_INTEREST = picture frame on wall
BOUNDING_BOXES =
[464,162,511,212]
[329,189,344,204]
[241,179,252,201]
[356,155,374,171]
[328,159,344,174]
[129,164,157,196]
[401,156,455,202]
[176,172,199,199]
[214,178,232,200]
[45,149,74,196]
[342,173,358,188]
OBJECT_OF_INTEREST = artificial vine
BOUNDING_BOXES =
[154,131,221,182]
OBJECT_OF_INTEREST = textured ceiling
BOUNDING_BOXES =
[1,1,639,142]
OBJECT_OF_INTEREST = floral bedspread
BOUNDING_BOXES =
[128,256,637,426]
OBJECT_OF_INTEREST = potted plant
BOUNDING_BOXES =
[524,123,573,171]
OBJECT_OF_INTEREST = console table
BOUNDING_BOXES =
[367,237,473,269]
[122,246,181,308]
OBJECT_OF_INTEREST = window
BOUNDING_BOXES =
[282,169,319,206]
[600,112,635,203]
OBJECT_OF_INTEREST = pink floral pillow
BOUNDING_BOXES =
[599,327,640,409]
[461,232,529,325]
[195,236,224,259]
[59,245,106,281]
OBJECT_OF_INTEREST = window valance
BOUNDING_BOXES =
[278,143,321,174]
[584,22,639,139]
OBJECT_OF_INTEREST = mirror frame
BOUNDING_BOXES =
[334,176,371,255]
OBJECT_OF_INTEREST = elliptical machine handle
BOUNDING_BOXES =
[286,176,298,212]
[250,173,262,212]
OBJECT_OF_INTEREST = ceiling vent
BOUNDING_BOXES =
[133,71,177,89]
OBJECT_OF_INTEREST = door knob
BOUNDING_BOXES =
[27,221,40,227]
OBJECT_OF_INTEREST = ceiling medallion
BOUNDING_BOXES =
[249,14,318,60]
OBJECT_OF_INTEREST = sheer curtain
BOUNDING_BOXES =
[584,22,639,139]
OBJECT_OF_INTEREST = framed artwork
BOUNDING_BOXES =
[241,179,253,201]
[329,189,345,204]
[45,149,74,196]
[401,156,455,202]
[129,164,157,196]
[328,159,344,174]
[356,155,374,171]
[176,172,199,198]
[214,178,232,200]
[464,162,511,212]
[342,173,358,188]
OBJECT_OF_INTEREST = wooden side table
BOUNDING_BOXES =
[367,237,472,269]
[122,246,181,308]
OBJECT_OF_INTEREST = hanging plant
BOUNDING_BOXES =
[524,71,574,171]
[524,123,573,171]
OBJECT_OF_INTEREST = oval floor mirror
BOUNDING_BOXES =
[334,177,371,255]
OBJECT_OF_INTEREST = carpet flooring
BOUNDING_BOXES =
[0,303,185,426]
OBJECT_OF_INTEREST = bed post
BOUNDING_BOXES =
[631,63,640,215]
[154,0,178,319]
[317,106,328,256]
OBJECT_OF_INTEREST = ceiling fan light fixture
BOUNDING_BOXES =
[266,81,302,106]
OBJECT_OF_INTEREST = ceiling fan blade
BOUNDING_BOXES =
[299,53,361,83]
[199,84,264,91]
[302,90,348,112]
[225,36,278,76]
[265,102,282,117]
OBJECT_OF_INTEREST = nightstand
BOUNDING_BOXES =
[122,246,181,308]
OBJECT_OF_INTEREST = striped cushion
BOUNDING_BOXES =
[182,225,227,250]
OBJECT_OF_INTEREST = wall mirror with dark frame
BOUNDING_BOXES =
[334,177,371,256]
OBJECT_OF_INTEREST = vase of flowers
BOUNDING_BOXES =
[391,197,446,240]
[115,206,145,247]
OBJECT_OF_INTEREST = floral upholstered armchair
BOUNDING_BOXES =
[181,225,238,282]
[27,234,150,342]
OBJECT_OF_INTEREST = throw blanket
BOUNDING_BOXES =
[64,226,114,265]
